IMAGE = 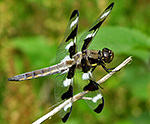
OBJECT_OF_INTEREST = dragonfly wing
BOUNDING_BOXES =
[55,10,79,122]
[54,64,76,122]
[84,87,104,113]
[55,72,73,122]
[75,70,104,114]
[77,2,114,52]
[56,10,79,63]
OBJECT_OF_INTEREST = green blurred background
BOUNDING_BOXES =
[0,0,150,124]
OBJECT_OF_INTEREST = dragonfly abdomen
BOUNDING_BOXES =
[8,61,72,81]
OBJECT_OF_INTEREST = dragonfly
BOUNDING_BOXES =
[8,2,114,123]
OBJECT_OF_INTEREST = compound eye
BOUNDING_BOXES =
[104,51,109,58]
[102,48,114,63]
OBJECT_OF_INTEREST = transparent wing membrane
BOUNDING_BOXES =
[56,10,79,63]
[54,64,76,122]
[75,70,104,113]
[54,10,79,122]
[84,89,104,113]
[54,72,73,122]
[77,2,114,52]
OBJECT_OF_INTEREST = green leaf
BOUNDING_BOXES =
[11,36,57,69]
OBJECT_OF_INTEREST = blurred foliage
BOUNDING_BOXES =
[0,0,150,124]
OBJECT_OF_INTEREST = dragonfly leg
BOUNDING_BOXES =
[101,64,120,73]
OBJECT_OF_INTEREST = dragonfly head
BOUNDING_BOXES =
[101,48,114,63]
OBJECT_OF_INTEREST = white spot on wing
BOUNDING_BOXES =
[86,33,93,39]
[82,71,92,80]
[92,31,97,37]
[64,102,72,111]
[92,94,103,103]
[63,78,73,87]
[100,10,110,19]
[82,73,89,80]
[73,37,76,43]
[65,41,74,50]
[85,31,97,39]
[61,55,71,62]
[70,17,79,29]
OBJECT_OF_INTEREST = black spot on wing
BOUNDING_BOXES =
[70,10,79,20]
[83,80,99,91]
[89,2,114,32]
[69,43,76,58]
[81,56,91,73]
[82,37,92,51]
[62,106,72,123]
[61,85,73,100]
[66,26,78,42]
[62,113,70,123]
[94,97,104,113]
[106,2,114,11]
[89,21,103,31]
[67,64,76,79]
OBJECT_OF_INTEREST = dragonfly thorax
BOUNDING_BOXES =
[83,49,100,65]
[73,49,114,69]
[79,48,114,69]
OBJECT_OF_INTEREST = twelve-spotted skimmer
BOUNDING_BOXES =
[8,2,114,123]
